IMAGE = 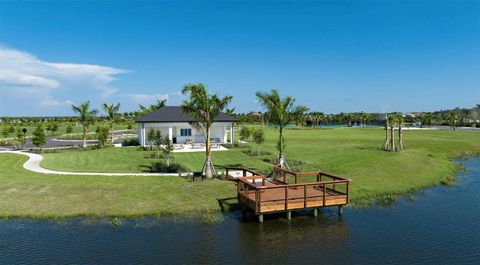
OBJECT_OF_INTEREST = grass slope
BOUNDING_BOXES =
[0,154,235,219]
[41,127,480,204]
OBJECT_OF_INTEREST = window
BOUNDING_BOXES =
[180,128,192,137]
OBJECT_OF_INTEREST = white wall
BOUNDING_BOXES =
[138,122,233,146]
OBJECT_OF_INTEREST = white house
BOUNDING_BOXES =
[136,106,236,146]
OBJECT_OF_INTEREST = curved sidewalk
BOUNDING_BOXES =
[0,151,182,176]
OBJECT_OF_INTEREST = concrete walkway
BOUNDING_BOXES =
[0,151,183,176]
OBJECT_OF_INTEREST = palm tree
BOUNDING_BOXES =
[181,83,232,179]
[139,99,167,115]
[292,105,309,126]
[397,115,405,151]
[383,114,390,151]
[102,102,121,143]
[256,89,297,167]
[71,101,98,148]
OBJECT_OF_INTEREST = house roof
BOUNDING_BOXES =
[135,106,237,123]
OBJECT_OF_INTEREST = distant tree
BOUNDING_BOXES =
[139,99,166,115]
[2,126,10,139]
[8,125,15,134]
[102,102,121,143]
[181,83,232,179]
[252,128,265,156]
[96,125,110,148]
[14,128,26,150]
[161,135,174,166]
[46,122,59,136]
[127,120,134,130]
[225,107,236,116]
[71,101,98,148]
[256,89,298,167]
[31,125,46,150]
[239,126,252,142]
[292,105,309,126]
[65,124,73,134]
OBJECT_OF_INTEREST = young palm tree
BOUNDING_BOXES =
[181,83,232,179]
[139,99,167,115]
[71,101,98,148]
[102,102,121,143]
[384,114,391,151]
[255,89,297,167]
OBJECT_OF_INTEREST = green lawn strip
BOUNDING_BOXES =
[33,127,480,211]
[0,154,236,219]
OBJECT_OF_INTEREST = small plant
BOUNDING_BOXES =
[31,125,46,150]
[239,126,252,142]
[65,124,73,134]
[110,217,122,228]
[96,124,110,148]
[161,135,174,166]
[252,127,265,155]
[147,128,163,158]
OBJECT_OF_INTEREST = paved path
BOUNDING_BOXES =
[0,151,183,176]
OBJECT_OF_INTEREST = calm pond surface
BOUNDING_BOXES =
[1,158,479,264]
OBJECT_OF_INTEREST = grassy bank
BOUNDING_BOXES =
[0,154,236,219]
[41,127,480,204]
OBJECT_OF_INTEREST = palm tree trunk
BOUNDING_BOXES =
[83,126,87,148]
[398,124,403,151]
[110,122,114,143]
[204,126,214,179]
[278,127,285,167]
[384,118,390,151]
[390,124,395,152]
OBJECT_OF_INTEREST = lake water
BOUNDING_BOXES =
[1,158,479,264]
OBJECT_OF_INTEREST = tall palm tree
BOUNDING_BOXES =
[102,102,121,143]
[139,99,167,115]
[256,89,296,167]
[71,101,98,148]
[181,83,232,179]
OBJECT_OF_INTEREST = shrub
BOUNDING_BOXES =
[96,125,110,148]
[239,126,252,141]
[150,162,188,173]
[122,138,139,146]
[242,149,272,156]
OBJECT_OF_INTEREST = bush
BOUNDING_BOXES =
[222,142,247,149]
[122,138,139,146]
[242,149,272,156]
[150,162,188,173]
[239,126,252,141]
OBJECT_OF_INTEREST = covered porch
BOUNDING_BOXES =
[138,122,234,147]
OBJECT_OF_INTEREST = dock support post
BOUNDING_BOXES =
[313,209,318,217]
[242,206,246,220]
[287,211,292,220]
[338,206,344,215]
[258,214,264,223]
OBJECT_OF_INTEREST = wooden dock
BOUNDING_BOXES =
[226,166,350,222]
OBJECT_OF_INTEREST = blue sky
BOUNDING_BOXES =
[0,0,479,116]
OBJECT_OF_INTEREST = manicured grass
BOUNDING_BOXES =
[0,154,236,219]
[41,127,480,205]
[0,123,130,139]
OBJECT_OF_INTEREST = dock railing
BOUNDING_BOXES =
[235,166,350,214]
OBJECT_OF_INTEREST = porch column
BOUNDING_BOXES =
[230,124,234,144]
[141,123,146,146]
[168,127,173,142]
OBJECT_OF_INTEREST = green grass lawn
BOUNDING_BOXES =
[0,154,236,219]
[41,127,480,205]
[0,123,130,139]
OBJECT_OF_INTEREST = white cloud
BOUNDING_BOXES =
[40,99,75,107]
[124,93,169,102]
[0,45,130,107]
